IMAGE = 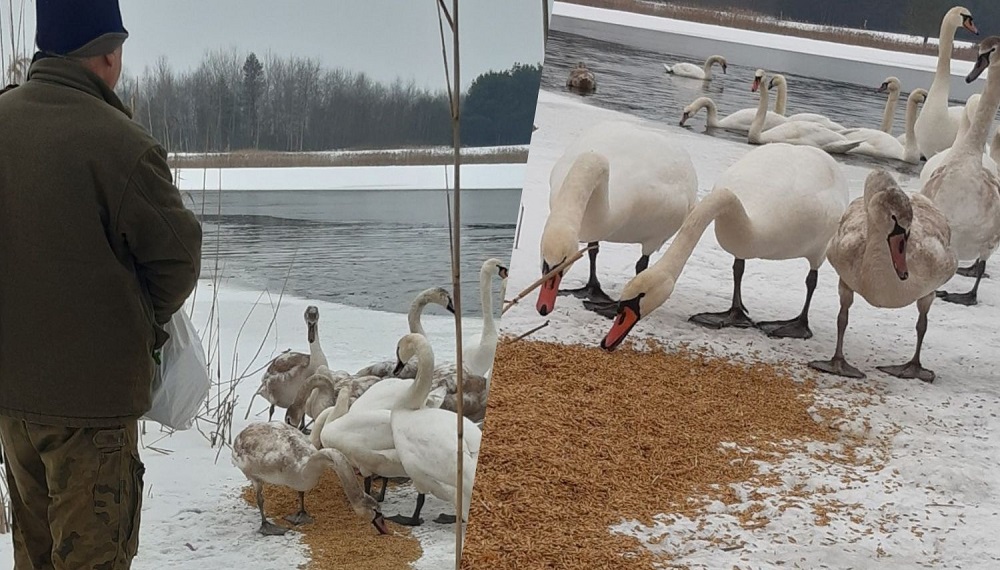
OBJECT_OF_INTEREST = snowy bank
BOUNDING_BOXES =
[500,89,1000,568]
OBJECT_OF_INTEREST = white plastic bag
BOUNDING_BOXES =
[142,309,211,430]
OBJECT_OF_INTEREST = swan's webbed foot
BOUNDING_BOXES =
[434,514,458,524]
[284,510,314,526]
[387,514,424,526]
[957,264,990,279]
[755,317,813,340]
[935,289,978,306]
[259,520,289,536]
[808,357,865,379]
[876,362,935,383]
[559,282,615,305]
[582,298,621,319]
[689,305,754,329]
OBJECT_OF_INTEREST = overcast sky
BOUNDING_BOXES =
[2,0,553,91]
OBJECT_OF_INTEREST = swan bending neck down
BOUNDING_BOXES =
[388,333,481,526]
[748,72,861,155]
[664,55,727,80]
[914,6,979,159]
[679,96,786,133]
[231,421,388,536]
[920,35,1000,307]
[600,142,849,350]
[534,120,698,318]
[809,169,958,383]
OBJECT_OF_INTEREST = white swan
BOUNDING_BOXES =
[767,74,848,132]
[809,169,958,383]
[231,420,389,536]
[920,35,1000,306]
[679,94,787,133]
[254,306,328,421]
[355,287,454,379]
[535,120,699,318]
[388,333,481,526]
[844,88,926,163]
[664,55,727,81]
[748,72,862,155]
[920,93,998,186]
[876,76,902,134]
[462,258,508,377]
[914,6,979,159]
[601,142,849,350]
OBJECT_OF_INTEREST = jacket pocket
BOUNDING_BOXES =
[124,449,145,558]
[91,428,127,565]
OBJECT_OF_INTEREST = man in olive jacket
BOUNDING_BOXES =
[0,1,202,568]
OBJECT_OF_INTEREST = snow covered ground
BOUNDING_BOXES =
[500,88,1000,567]
[0,277,481,569]
[172,163,526,192]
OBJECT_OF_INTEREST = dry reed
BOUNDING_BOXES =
[460,338,881,569]
[239,471,421,569]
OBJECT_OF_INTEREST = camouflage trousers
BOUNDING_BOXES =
[0,416,145,570]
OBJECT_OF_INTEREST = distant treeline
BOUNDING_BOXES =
[113,50,542,153]
[661,0,1000,42]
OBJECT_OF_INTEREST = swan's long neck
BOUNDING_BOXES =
[308,324,328,368]
[646,188,745,282]
[903,92,922,160]
[407,293,430,336]
[398,343,435,410]
[293,374,332,409]
[698,98,719,127]
[479,267,497,340]
[954,66,1000,157]
[774,80,787,115]
[549,156,604,234]
[749,79,770,143]
[930,20,958,99]
[316,448,373,511]
[881,90,898,133]
[702,57,715,77]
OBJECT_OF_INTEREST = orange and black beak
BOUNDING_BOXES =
[876,82,888,93]
[887,220,909,281]
[963,15,979,35]
[498,264,509,280]
[751,76,761,92]
[536,260,563,316]
[600,294,643,351]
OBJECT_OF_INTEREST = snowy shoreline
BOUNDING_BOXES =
[500,88,1000,568]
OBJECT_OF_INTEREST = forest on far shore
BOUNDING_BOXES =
[113,50,543,154]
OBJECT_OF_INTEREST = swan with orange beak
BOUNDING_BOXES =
[810,169,958,383]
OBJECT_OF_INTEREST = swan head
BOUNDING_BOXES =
[420,287,455,314]
[946,7,978,36]
[304,306,320,343]
[680,97,712,126]
[536,222,580,316]
[967,36,1000,83]
[600,271,676,351]
[909,89,928,105]
[751,69,766,92]
[876,76,901,94]
[864,170,913,281]
[357,492,389,535]
[393,332,431,375]
[711,56,728,74]
[481,257,509,281]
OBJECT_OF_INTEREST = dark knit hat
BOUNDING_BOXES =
[35,0,129,57]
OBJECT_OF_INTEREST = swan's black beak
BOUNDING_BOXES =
[373,512,389,535]
[307,323,316,344]
[876,82,888,93]
[498,265,509,280]
[393,359,406,376]
[446,299,455,314]
[967,49,993,83]
[680,111,690,126]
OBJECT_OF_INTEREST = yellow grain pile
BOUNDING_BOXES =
[240,471,421,569]
[460,338,869,569]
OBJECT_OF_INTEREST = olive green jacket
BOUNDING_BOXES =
[0,56,203,427]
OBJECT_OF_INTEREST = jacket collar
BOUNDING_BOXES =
[26,53,133,119]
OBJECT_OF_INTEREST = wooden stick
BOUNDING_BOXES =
[513,320,550,342]
[500,244,596,316]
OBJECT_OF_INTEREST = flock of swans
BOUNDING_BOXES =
[230,258,508,535]
[541,7,1000,386]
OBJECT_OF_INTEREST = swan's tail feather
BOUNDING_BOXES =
[663,64,673,74]
[823,140,864,155]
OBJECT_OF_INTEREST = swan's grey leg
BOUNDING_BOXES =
[688,258,755,329]
[364,476,374,496]
[284,491,314,526]
[376,477,390,502]
[809,280,865,379]
[956,259,989,278]
[756,268,818,339]
[387,493,425,526]
[560,241,615,304]
[254,480,288,536]
[937,258,985,305]
[877,293,936,383]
